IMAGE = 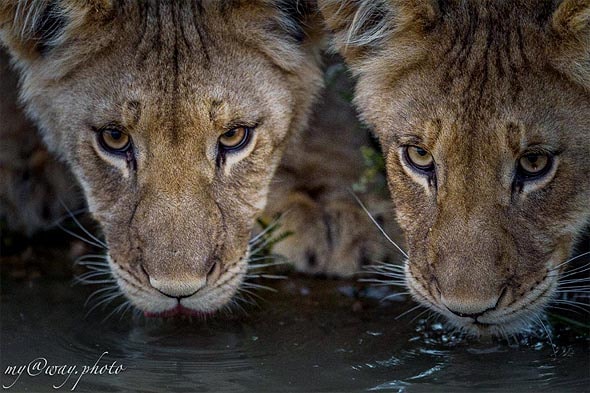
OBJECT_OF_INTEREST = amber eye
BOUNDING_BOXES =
[219,127,251,151]
[517,153,551,178]
[404,145,435,172]
[98,127,131,153]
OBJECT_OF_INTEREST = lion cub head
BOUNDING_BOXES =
[1,0,322,316]
[322,0,590,335]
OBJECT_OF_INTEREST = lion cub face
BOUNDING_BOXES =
[322,0,590,335]
[1,1,322,316]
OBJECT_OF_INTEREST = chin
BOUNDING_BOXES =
[107,255,248,319]
[443,312,545,338]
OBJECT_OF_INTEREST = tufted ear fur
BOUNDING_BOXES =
[551,0,590,90]
[0,1,113,62]
[273,0,324,43]
[244,0,325,72]
[553,0,590,34]
[318,0,439,63]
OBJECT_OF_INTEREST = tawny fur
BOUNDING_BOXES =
[1,0,327,314]
[321,0,590,335]
[0,0,394,315]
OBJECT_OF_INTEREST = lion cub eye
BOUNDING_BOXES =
[219,127,251,151]
[98,127,131,154]
[404,146,435,173]
[517,153,552,178]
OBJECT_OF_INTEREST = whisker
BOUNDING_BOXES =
[361,264,405,273]
[82,262,110,273]
[551,299,590,307]
[59,199,107,248]
[247,260,289,270]
[49,207,88,228]
[395,304,426,320]
[85,288,120,308]
[559,263,590,278]
[550,251,590,271]
[77,259,109,265]
[425,311,439,324]
[250,215,284,245]
[119,302,134,321]
[101,300,130,323]
[363,264,405,273]
[76,278,117,285]
[555,289,590,293]
[85,292,123,318]
[366,282,407,288]
[76,270,111,279]
[350,191,409,258]
[364,272,406,280]
[359,271,406,280]
[247,255,283,262]
[56,222,105,249]
[76,275,112,284]
[249,239,283,258]
[358,277,406,285]
[244,274,287,280]
[240,282,277,292]
[547,304,585,315]
[557,278,590,285]
[75,265,110,274]
[550,300,590,314]
[410,307,432,323]
[74,254,108,263]
[84,285,119,307]
[534,315,556,356]
[380,292,410,302]
[230,295,256,313]
[236,287,266,302]
[357,261,406,282]
[548,304,590,315]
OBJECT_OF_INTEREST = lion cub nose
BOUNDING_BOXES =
[440,293,501,318]
[148,277,206,298]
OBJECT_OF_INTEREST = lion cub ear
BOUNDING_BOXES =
[318,0,439,64]
[552,0,590,35]
[551,0,590,90]
[0,0,112,63]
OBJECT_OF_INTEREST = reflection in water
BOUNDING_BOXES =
[1,278,588,392]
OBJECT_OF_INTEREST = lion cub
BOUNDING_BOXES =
[320,0,590,335]
[1,1,391,317]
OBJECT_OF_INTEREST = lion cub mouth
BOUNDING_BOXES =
[404,261,561,336]
[108,254,248,317]
[143,304,215,318]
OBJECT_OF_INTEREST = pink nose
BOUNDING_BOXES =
[440,293,501,318]
[148,277,206,298]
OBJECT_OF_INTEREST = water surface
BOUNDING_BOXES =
[1,274,588,392]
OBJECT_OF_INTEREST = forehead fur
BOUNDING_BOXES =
[320,0,590,150]
[0,0,321,79]
[1,0,324,155]
[321,0,590,90]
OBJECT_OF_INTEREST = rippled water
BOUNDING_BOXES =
[1,276,588,393]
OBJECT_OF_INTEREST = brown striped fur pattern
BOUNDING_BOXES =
[1,0,396,316]
[1,0,330,315]
[321,0,590,335]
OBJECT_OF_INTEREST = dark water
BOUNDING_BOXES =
[1,274,589,393]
